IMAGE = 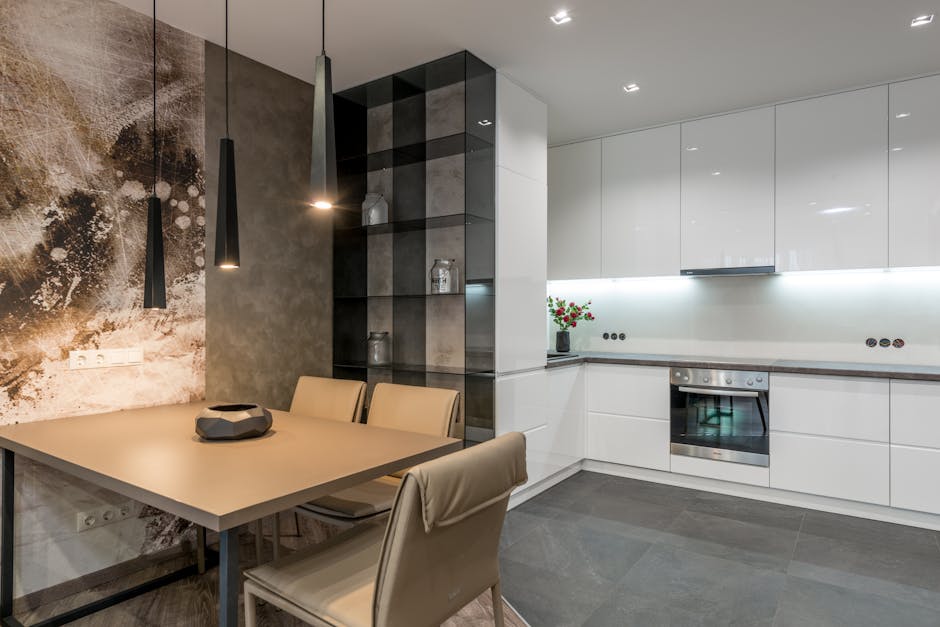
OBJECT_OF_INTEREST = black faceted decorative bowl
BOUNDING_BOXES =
[195,404,273,440]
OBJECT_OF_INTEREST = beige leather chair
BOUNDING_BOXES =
[244,432,527,627]
[295,383,460,525]
[290,375,367,423]
[257,376,367,563]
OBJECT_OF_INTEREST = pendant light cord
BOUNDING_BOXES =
[321,0,325,54]
[152,0,157,193]
[225,0,229,137]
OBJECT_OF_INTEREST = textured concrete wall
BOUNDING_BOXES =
[205,43,332,410]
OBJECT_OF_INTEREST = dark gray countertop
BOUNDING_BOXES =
[545,351,940,381]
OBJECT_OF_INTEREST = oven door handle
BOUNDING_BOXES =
[677,386,760,398]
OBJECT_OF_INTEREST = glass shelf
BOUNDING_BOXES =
[334,292,466,300]
[336,211,493,235]
[333,362,495,376]
[338,132,494,173]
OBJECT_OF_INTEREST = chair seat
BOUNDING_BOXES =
[300,475,401,519]
[245,522,385,627]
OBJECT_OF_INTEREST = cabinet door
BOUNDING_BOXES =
[497,168,547,373]
[889,76,940,268]
[891,445,940,515]
[770,432,889,505]
[586,413,669,470]
[601,126,680,277]
[548,140,601,279]
[680,108,774,271]
[775,87,888,271]
[770,374,889,442]
[587,364,669,418]
[890,380,940,449]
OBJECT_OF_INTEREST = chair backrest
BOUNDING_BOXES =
[367,383,459,438]
[289,376,366,423]
[371,432,527,627]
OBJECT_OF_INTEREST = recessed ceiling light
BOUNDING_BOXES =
[622,83,640,93]
[891,147,904,152]
[550,10,571,25]
[477,119,493,126]
[685,146,699,151]
[911,14,934,27]
[711,171,721,176]
[895,112,912,118]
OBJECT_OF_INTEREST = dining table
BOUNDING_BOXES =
[0,401,462,626]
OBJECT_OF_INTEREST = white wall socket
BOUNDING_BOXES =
[76,501,136,533]
[69,347,143,370]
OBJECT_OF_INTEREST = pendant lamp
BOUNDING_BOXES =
[144,0,166,309]
[214,0,240,268]
[309,0,336,210]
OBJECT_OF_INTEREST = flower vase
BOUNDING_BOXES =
[555,331,570,353]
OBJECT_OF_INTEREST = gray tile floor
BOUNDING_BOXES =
[499,471,940,627]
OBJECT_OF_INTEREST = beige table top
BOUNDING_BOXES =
[0,402,462,531]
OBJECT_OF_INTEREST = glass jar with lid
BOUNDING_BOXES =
[366,331,391,366]
[429,259,459,294]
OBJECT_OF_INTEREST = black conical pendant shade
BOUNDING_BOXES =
[214,137,239,268]
[214,0,240,268]
[144,195,166,308]
[309,0,336,209]
[144,0,166,309]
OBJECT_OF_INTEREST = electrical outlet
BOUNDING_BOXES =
[69,348,144,370]
[76,501,135,532]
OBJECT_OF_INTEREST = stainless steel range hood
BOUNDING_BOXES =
[680,265,776,277]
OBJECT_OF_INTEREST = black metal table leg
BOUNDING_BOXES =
[218,528,239,627]
[1,449,14,624]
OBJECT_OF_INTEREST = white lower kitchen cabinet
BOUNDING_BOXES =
[770,432,889,505]
[891,445,940,515]
[890,380,940,449]
[586,412,669,470]
[670,455,769,487]
[495,366,584,487]
[770,374,889,442]
[586,364,669,418]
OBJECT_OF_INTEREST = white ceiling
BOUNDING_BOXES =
[114,0,940,145]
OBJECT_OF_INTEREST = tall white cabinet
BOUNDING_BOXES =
[889,75,940,268]
[495,74,548,374]
[775,87,889,272]
[601,126,680,277]
[680,108,775,272]
[547,140,601,280]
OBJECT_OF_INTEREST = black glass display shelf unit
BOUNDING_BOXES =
[333,362,495,376]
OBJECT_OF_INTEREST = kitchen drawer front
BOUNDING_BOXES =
[586,412,669,471]
[891,445,940,515]
[770,374,889,442]
[587,364,669,418]
[670,455,769,487]
[770,432,889,505]
[890,380,940,449]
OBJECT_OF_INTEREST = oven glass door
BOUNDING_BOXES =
[670,385,769,465]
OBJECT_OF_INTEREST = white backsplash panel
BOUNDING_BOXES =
[548,269,940,365]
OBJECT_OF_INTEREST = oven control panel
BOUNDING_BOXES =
[670,367,770,391]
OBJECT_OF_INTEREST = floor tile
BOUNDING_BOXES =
[793,516,940,592]
[500,508,548,551]
[502,515,653,584]
[772,575,940,627]
[612,544,786,626]
[499,557,615,627]
[787,560,940,613]
[660,509,799,572]
[687,490,806,532]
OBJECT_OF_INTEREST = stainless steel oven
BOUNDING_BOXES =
[670,367,769,467]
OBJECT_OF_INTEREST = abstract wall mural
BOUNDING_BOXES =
[0,0,207,423]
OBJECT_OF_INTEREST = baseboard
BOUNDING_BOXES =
[583,459,940,532]
[508,461,583,509]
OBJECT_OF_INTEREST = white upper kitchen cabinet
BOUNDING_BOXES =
[889,75,940,268]
[680,108,774,272]
[775,86,888,271]
[601,126,680,277]
[548,140,601,279]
